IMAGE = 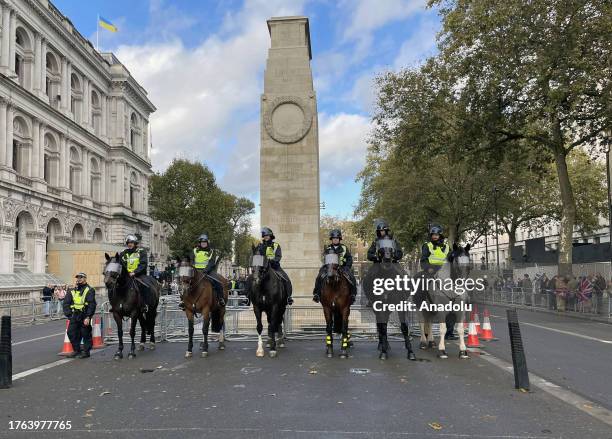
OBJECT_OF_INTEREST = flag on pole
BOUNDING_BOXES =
[98,16,118,33]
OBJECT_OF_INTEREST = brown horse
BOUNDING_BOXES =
[320,252,353,358]
[177,260,229,358]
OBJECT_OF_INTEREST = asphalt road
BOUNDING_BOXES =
[1,311,611,438]
[482,305,612,411]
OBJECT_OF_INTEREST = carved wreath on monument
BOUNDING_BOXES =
[264,96,313,144]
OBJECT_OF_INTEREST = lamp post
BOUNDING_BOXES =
[606,144,612,267]
[493,185,501,275]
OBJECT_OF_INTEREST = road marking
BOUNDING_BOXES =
[490,315,612,344]
[480,352,612,428]
[12,358,73,380]
[11,348,107,381]
[12,332,65,346]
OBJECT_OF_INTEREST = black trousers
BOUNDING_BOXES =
[272,267,293,297]
[67,314,92,353]
[195,270,224,299]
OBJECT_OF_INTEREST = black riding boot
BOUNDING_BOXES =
[286,280,294,305]
[312,276,322,303]
[215,286,226,307]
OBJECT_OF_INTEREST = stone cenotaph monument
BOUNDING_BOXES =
[260,16,321,298]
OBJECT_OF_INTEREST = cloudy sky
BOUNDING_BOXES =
[54,0,441,223]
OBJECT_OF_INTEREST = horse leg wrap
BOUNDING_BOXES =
[342,337,349,349]
[325,335,332,346]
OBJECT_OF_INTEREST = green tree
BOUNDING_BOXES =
[431,0,612,274]
[149,159,254,259]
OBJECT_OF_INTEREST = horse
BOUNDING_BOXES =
[363,238,416,361]
[319,251,353,358]
[176,260,228,358]
[416,243,472,359]
[246,250,287,358]
[103,253,160,360]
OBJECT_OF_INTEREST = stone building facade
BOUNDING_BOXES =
[0,0,156,284]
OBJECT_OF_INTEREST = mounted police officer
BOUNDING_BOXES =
[420,224,457,339]
[63,272,96,358]
[420,225,450,274]
[186,233,225,307]
[367,220,404,263]
[312,229,357,304]
[256,227,293,305]
[119,234,150,308]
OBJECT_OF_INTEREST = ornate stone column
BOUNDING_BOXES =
[0,4,10,71]
[0,97,7,167]
[8,9,16,76]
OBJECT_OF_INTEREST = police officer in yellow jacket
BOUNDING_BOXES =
[420,225,457,340]
[188,234,225,307]
[312,229,357,303]
[256,227,293,305]
[119,234,150,307]
[63,273,96,358]
[420,225,450,273]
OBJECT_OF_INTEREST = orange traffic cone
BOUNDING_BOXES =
[92,315,104,349]
[466,313,480,348]
[474,311,483,336]
[58,320,74,356]
[481,308,497,341]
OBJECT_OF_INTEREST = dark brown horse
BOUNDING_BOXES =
[177,260,228,358]
[320,252,353,358]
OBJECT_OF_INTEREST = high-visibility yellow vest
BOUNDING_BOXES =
[193,248,212,269]
[265,242,279,260]
[70,287,90,311]
[427,242,449,266]
[123,249,141,273]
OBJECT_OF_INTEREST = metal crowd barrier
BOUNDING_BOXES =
[101,291,435,344]
[473,288,612,319]
[0,300,66,325]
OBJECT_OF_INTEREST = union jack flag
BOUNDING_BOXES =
[577,277,593,302]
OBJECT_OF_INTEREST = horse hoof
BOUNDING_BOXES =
[327,352,333,358]
[437,350,448,359]
[278,341,285,348]
[379,352,388,360]
[269,350,277,358]
[428,341,436,349]
[201,351,209,358]
[128,353,136,360]
[218,343,225,351]
[459,350,469,359]
[256,349,265,358]
[137,344,145,351]
[114,353,123,360]
[148,343,156,350]
[419,342,428,350]
[185,351,193,358]
[340,351,347,359]
[408,352,417,361]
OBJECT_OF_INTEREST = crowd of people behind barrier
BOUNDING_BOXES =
[489,272,610,316]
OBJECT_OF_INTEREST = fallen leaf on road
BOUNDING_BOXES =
[428,422,442,430]
[583,404,594,409]
[309,369,318,374]
[99,391,111,396]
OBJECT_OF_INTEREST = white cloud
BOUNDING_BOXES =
[219,120,260,197]
[319,112,371,188]
[114,0,307,174]
[341,0,428,58]
[392,15,440,69]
